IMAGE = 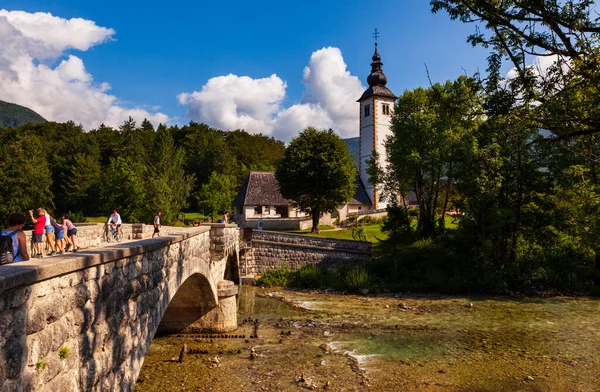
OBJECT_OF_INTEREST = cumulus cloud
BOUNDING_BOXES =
[179,46,366,141]
[0,10,168,129]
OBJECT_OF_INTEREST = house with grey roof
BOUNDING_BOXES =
[232,171,372,230]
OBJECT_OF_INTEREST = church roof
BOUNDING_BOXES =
[233,171,290,206]
[233,171,372,207]
[357,43,397,102]
[348,176,372,206]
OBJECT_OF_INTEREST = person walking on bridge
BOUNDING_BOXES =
[107,209,122,238]
[152,211,161,238]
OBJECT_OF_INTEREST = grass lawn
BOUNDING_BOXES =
[286,224,388,244]
[85,216,106,223]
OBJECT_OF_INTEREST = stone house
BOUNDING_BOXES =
[232,171,372,230]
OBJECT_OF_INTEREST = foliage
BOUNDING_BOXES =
[196,172,238,220]
[256,263,293,287]
[0,133,54,219]
[0,100,45,128]
[0,119,284,225]
[58,346,71,360]
[276,127,357,233]
[370,76,481,237]
[35,360,47,371]
[430,0,600,142]
[343,265,370,292]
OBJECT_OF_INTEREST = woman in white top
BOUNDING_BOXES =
[1,212,30,262]
[40,208,56,255]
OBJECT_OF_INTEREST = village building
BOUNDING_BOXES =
[232,171,372,230]
[232,43,396,229]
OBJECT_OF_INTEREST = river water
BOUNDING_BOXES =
[136,286,600,391]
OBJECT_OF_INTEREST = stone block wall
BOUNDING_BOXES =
[0,226,239,391]
[245,230,371,274]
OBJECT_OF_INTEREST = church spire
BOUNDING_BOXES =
[357,42,396,101]
[367,43,388,88]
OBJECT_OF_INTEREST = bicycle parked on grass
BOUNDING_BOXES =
[351,220,367,242]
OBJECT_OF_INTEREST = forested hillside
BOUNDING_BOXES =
[0,119,285,224]
[0,100,46,128]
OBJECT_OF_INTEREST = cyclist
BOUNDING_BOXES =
[107,209,122,238]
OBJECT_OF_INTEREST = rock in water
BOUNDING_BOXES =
[178,344,188,363]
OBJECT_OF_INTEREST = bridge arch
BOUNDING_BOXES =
[0,225,240,391]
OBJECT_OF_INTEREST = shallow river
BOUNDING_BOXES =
[136,286,600,391]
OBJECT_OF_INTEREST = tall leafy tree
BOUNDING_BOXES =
[196,172,238,221]
[430,0,600,142]
[276,127,357,233]
[146,125,193,224]
[0,134,53,218]
[375,77,482,237]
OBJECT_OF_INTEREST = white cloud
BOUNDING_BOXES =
[0,10,168,129]
[179,46,366,141]
[178,74,286,134]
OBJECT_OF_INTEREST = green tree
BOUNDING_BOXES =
[376,77,482,237]
[103,156,148,223]
[196,172,238,221]
[63,153,102,214]
[146,125,193,224]
[276,127,357,233]
[0,134,53,218]
[430,0,600,142]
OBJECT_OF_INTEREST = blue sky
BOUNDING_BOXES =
[0,1,491,140]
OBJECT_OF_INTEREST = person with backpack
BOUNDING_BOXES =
[1,212,30,264]
[29,209,46,258]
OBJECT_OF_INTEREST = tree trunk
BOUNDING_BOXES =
[311,209,320,234]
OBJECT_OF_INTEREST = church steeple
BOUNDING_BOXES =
[357,37,397,211]
[357,43,397,102]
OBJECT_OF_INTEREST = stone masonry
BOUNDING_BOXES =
[0,224,240,392]
[245,230,371,274]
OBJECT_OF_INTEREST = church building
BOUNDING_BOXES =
[232,42,396,229]
[358,42,396,211]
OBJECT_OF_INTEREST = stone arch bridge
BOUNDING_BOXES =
[0,224,241,391]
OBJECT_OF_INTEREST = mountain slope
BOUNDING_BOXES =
[344,137,359,167]
[0,100,46,128]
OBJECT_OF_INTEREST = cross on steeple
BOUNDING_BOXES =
[373,28,379,43]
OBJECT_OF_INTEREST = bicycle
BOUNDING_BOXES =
[107,223,121,243]
[351,222,367,242]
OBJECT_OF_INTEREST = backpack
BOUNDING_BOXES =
[0,231,18,265]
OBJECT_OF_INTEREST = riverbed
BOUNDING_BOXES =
[135,286,600,391]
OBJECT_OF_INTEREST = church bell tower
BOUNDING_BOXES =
[358,41,397,210]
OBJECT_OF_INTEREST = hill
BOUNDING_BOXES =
[0,100,46,128]
[344,137,359,167]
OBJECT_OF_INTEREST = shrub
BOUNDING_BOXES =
[256,263,293,287]
[35,360,47,371]
[291,264,323,288]
[343,264,370,292]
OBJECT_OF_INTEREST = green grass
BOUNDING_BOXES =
[285,224,388,244]
[85,216,106,223]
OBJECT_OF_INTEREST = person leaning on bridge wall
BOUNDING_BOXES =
[39,208,56,255]
[28,208,46,258]
[1,212,30,263]
[61,214,79,252]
